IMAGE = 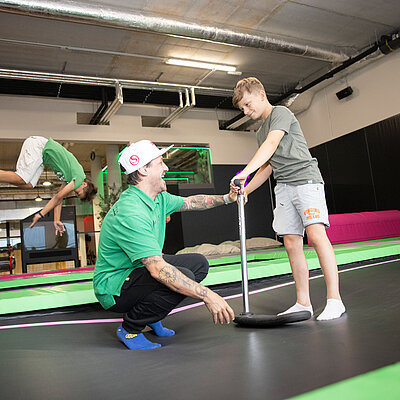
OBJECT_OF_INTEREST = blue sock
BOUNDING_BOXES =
[116,325,161,350]
[148,321,175,337]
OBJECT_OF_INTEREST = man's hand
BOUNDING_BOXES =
[29,213,41,229]
[203,290,235,324]
[230,180,248,205]
[54,221,66,236]
[227,184,238,203]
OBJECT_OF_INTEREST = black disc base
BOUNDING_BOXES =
[233,311,312,327]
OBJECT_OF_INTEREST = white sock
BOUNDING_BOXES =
[317,299,346,321]
[278,302,313,316]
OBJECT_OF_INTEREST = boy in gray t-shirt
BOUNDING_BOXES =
[231,77,345,321]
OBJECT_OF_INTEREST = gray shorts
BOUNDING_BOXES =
[272,183,329,237]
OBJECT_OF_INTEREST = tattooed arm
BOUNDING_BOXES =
[142,255,235,324]
[179,189,237,212]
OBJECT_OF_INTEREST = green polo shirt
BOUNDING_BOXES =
[42,138,86,189]
[93,186,184,309]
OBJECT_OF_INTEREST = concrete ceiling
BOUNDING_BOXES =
[0,0,398,200]
[0,0,398,99]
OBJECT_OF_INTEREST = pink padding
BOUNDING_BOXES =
[308,210,400,245]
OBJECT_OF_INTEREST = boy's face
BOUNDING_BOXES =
[237,90,266,120]
[74,181,88,199]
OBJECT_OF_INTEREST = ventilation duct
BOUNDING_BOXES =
[0,0,352,62]
[221,31,400,129]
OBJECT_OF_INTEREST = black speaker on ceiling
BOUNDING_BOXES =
[336,86,353,100]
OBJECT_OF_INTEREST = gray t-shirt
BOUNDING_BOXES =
[256,106,323,185]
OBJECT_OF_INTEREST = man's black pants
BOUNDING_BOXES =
[109,253,209,333]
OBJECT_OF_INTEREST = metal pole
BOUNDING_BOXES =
[237,191,250,314]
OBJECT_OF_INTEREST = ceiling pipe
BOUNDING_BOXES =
[220,31,400,130]
[0,0,352,62]
[0,68,233,97]
[272,34,398,104]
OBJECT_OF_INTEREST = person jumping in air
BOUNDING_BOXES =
[0,136,97,234]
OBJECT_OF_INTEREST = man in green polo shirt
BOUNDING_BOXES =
[94,140,237,350]
[0,136,97,235]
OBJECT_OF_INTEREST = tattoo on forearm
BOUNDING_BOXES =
[180,194,225,211]
[142,256,208,299]
[195,285,208,298]
[159,266,177,284]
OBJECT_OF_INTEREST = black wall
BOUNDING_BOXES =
[164,164,275,253]
[309,113,400,214]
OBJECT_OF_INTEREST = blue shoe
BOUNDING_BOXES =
[148,321,175,337]
[116,325,161,350]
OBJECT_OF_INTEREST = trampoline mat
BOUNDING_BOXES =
[0,259,399,400]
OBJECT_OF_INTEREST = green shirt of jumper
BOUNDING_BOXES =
[42,138,86,190]
[29,137,97,233]
[93,186,183,310]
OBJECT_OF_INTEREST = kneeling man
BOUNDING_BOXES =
[93,140,236,350]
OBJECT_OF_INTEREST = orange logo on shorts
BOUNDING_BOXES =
[304,208,320,220]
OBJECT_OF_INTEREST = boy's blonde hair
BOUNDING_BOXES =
[232,77,265,108]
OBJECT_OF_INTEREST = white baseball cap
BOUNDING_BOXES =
[118,140,173,174]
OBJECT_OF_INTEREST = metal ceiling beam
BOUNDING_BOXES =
[89,87,108,125]
[0,68,233,97]
[224,115,250,130]
[0,0,352,62]
[98,82,123,125]
[158,88,196,127]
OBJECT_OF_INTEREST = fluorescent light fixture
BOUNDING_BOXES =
[165,58,236,72]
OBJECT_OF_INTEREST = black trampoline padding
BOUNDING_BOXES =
[234,311,312,327]
[0,259,399,400]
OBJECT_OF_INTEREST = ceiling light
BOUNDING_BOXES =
[35,195,43,202]
[165,58,236,72]
[42,168,52,186]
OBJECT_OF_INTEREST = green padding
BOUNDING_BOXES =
[290,363,400,400]
[0,271,94,290]
[1,238,398,291]
[0,282,97,314]
[0,240,398,314]
[203,242,400,286]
